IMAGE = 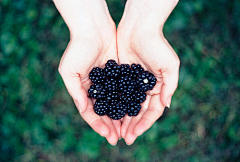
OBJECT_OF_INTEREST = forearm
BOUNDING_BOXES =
[53,0,114,37]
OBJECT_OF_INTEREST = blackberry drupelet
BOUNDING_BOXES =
[137,71,157,92]
[88,84,106,99]
[94,99,108,116]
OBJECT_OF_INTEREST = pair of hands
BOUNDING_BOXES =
[53,0,180,145]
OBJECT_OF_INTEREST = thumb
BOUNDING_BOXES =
[157,35,180,108]
[60,70,88,113]
[160,61,179,108]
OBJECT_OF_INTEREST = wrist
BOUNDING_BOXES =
[119,0,178,31]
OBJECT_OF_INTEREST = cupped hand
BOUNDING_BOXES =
[53,0,121,145]
[117,0,180,145]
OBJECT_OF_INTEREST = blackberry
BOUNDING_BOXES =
[94,99,108,116]
[106,91,119,103]
[105,59,117,67]
[127,102,141,116]
[88,84,106,99]
[107,102,127,120]
[118,75,136,93]
[104,60,120,78]
[119,91,132,103]
[131,64,144,78]
[104,64,121,78]
[104,78,118,92]
[131,91,146,103]
[120,64,131,75]
[89,67,106,83]
[137,71,157,92]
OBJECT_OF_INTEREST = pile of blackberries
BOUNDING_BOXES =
[88,60,157,120]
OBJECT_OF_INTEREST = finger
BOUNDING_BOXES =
[112,120,122,139]
[160,39,180,108]
[79,98,110,137]
[121,115,132,139]
[101,116,119,145]
[121,95,151,139]
[123,95,151,145]
[134,94,165,136]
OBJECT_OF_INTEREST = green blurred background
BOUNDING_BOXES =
[1,0,240,161]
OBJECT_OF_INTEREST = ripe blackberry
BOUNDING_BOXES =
[94,99,108,116]
[131,91,146,103]
[119,91,132,103]
[137,71,157,92]
[127,102,141,116]
[104,60,120,78]
[88,84,106,99]
[104,64,121,78]
[104,78,118,92]
[106,91,119,103]
[118,75,136,93]
[131,64,144,78]
[89,67,106,83]
[107,102,127,120]
[105,59,117,67]
[119,64,131,75]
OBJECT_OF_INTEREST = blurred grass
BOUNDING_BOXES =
[1,0,240,161]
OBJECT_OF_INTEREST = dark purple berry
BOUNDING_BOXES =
[88,84,106,99]
[137,71,157,92]
[94,99,108,116]
[127,102,141,116]
[89,67,106,83]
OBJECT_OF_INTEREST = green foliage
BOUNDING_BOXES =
[1,0,240,161]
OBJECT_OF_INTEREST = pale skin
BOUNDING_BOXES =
[53,0,180,145]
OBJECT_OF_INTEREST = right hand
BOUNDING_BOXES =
[53,0,120,145]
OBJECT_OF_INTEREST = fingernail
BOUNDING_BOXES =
[111,143,117,146]
[167,96,172,108]
[125,142,132,146]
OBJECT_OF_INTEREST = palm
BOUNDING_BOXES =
[59,24,121,145]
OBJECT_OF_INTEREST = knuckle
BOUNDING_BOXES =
[168,55,180,72]
[172,55,180,68]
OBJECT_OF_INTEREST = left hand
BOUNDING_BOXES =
[117,0,180,145]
